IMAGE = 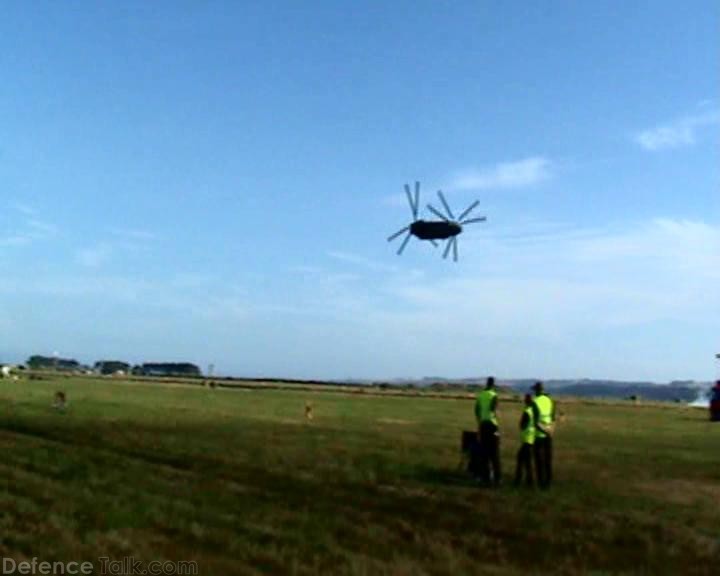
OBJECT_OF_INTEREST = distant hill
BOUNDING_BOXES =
[507,381,702,403]
[375,377,712,403]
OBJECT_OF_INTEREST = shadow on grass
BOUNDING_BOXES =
[410,464,480,488]
[676,413,716,423]
[3,405,718,575]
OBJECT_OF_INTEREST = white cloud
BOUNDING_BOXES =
[0,215,56,249]
[345,217,718,379]
[381,193,411,208]
[449,157,552,191]
[14,203,36,216]
[0,275,153,300]
[76,244,112,267]
[391,218,720,327]
[635,109,720,151]
[289,265,322,274]
[327,250,400,273]
[0,272,249,321]
[381,161,551,210]
[74,228,158,268]
[5,217,717,381]
[109,227,157,241]
[0,235,31,247]
[570,218,720,281]
[26,219,57,236]
[307,219,720,339]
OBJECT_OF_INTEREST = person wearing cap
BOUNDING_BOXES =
[531,381,556,489]
[514,393,535,487]
[475,376,501,486]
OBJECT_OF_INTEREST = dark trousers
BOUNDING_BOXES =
[534,436,553,488]
[514,443,534,486]
[464,432,483,477]
[479,421,501,485]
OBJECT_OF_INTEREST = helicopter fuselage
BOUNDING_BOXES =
[387,182,485,261]
[410,220,462,240]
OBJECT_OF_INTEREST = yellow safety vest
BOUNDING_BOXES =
[534,394,554,438]
[521,406,535,445]
[477,389,498,425]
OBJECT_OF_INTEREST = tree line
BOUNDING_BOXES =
[24,356,201,377]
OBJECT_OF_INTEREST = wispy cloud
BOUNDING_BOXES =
[449,157,552,191]
[0,272,249,321]
[109,227,157,241]
[0,235,32,247]
[70,228,157,267]
[345,217,719,379]
[0,274,153,300]
[0,211,57,248]
[76,243,112,267]
[327,250,399,273]
[386,218,720,326]
[382,158,552,209]
[381,193,411,209]
[569,218,720,282]
[26,219,57,236]
[289,265,322,275]
[14,203,36,216]
[635,108,720,151]
[4,215,716,381]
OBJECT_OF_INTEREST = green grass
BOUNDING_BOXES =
[1,376,718,575]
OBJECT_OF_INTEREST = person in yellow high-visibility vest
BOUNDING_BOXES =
[475,376,501,486]
[514,393,535,487]
[531,381,556,489]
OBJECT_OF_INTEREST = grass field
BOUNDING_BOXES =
[1,375,718,575]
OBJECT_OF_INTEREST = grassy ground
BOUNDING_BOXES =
[0,375,718,575]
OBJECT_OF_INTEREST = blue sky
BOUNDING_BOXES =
[1,1,718,381]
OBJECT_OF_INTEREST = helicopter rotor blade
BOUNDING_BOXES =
[442,238,453,259]
[404,184,418,220]
[452,237,458,262]
[437,190,455,220]
[427,204,449,221]
[457,200,480,223]
[461,216,487,225]
[414,181,420,221]
[397,231,412,255]
[387,225,410,242]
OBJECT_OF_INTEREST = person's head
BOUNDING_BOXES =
[486,376,495,389]
[532,381,544,395]
[524,393,533,406]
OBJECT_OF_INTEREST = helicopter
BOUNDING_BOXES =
[387,181,486,261]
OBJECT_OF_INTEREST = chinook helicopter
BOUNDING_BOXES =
[387,181,486,262]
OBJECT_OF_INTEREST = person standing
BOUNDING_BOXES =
[475,377,501,486]
[514,393,535,487]
[531,381,556,489]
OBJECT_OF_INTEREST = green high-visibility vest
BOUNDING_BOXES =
[521,406,535,445]
[477,389,498,425]
[534,394,554,438]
